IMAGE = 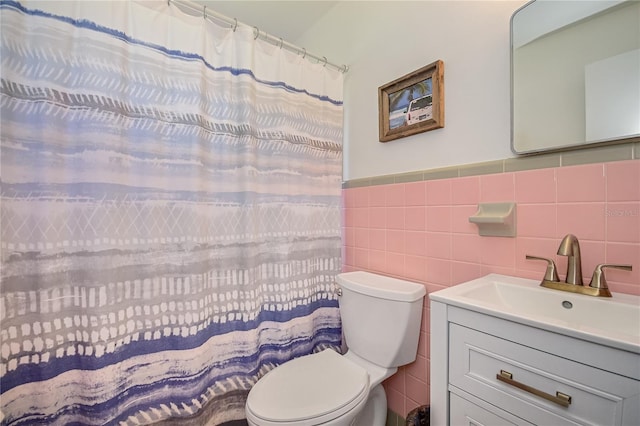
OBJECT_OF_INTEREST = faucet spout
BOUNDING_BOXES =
[557,234,583,285]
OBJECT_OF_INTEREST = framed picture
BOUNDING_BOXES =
[378,60,444,142]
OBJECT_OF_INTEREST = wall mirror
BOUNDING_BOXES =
[511,0,640,154]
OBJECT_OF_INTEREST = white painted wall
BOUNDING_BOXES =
[296,0,526,180]
[586,49,640,142]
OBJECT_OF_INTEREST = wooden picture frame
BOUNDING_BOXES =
[378,60,444,142]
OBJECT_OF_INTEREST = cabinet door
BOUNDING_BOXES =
[450,392,534,426]
[449,323,640,426]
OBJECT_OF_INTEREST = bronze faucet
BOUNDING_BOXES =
[556,234,582,285]
[526,234,632,297]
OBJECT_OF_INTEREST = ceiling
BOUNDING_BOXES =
[192,1,339,43]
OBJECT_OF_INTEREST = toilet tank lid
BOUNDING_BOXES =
[337,271,426,302]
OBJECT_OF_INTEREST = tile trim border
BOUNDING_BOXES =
[343,141,638,188]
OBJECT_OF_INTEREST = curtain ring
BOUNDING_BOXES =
[232,18,238,32]
[302,48,306,59]
[253,27,260,40]
[279,38,283,49]
[322,56,327,67]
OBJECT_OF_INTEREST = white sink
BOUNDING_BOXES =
[429,274,640,353]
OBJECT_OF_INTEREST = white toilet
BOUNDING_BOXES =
[245,271,426,426]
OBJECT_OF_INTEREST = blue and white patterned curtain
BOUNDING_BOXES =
[0,1,343,424]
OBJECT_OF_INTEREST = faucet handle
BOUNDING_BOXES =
[589,263,633,289]
[526,255,560,282]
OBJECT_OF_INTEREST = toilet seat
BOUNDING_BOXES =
[246,349,370,425]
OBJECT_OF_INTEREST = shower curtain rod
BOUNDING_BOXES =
[168,0,349,73]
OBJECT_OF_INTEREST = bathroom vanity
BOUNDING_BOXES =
[430,274,640,425]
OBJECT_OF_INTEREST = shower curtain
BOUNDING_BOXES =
[0,1,343,424]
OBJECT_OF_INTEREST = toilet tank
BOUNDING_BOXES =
[337,271,426,368]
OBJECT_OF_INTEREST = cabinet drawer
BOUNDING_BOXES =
[449,324,640,426]
[450,392,534,426]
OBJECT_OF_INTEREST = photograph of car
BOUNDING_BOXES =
[406,95,433,126]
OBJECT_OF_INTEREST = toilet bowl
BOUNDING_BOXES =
[245,350,370,426]
[245,271,426,426]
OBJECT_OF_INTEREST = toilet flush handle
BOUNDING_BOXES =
[336,286,343,297]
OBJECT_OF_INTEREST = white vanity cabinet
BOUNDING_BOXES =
[430,280,640,426]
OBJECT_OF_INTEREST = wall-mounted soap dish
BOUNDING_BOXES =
[469,202,516,237]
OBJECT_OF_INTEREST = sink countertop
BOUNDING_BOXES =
[429,274,640,354]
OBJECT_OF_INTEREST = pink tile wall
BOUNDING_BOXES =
[341,160,640,418]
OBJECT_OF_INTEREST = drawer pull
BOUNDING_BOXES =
[496,370,572,407]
